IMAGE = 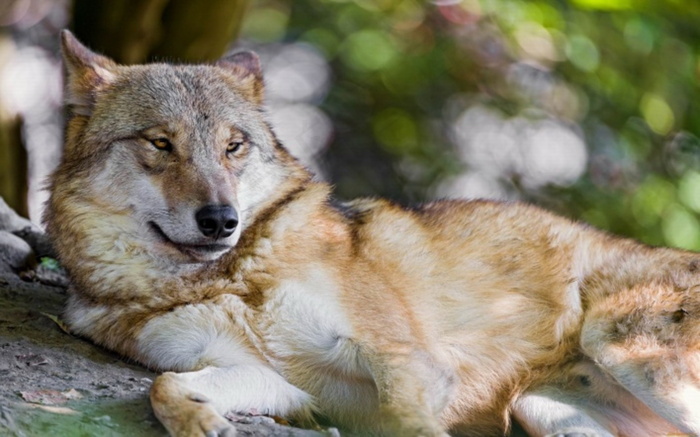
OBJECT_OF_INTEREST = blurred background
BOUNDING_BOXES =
[1,0,700,250]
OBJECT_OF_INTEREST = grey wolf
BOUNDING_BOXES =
[45,30,700,436]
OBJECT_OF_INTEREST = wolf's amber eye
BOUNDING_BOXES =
[226,140,244,155]
[150,138,172,151]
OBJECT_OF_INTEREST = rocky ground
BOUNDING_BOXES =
[0,197,327,437]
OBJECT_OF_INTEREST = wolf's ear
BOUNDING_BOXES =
[60,30,117,116]
[216,51,264,105]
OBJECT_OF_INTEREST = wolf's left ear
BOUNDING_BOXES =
[217,51,264,105]
[60,30,117,116]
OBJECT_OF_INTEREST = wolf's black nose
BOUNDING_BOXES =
[195,205,238,239]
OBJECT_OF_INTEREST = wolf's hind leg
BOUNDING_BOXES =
[150,365,315,437]
[512,387,615,437]
[581,282,700,435]
[581,331,700,434]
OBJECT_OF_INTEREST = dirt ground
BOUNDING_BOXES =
[0,269,162,436]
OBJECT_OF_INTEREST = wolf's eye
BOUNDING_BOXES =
[150,138,172,151]
[226,140,244,155]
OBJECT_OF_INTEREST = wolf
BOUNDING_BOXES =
[44,30,700,437]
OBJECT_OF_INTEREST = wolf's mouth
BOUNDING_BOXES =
[148,221,231,255]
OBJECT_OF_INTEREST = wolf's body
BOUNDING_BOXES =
[45,31,700,437]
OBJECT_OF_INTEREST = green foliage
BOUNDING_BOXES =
[40,257,61,271]
[243,0,700,250]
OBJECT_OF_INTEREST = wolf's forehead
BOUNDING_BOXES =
[112,65,250,124]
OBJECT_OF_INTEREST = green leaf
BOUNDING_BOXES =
[39,257,62,271]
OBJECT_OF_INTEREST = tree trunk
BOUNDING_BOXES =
[0,32,27,217]
[71,0,251,64]
[0,115,26,218]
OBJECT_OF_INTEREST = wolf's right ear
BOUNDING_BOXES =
[60,30,117,116]
[216,51,264,105]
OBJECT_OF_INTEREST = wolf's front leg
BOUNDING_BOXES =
[150,365,315,437]
[366,347,454,437]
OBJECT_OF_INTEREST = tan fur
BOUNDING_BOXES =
[45,31,700,437]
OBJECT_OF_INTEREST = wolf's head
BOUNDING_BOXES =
[46,31,309,268]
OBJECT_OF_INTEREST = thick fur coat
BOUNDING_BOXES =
[45,31,700,437]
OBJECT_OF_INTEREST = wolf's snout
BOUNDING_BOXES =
[195,205,238,239]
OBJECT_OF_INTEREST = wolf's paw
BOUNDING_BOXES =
[151,373,237,437]
[163,394,236,437]
[546,428,603,437]
[548,434,590,437]
[186,396,237,437]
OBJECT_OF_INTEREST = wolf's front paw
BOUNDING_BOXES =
[151,373,236,437]
[178,395,236,437]
[546,428,603,437]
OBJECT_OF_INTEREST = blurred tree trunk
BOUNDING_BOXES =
[0,114,26,218]
[71,0,251,64]
[0,31,27,217]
